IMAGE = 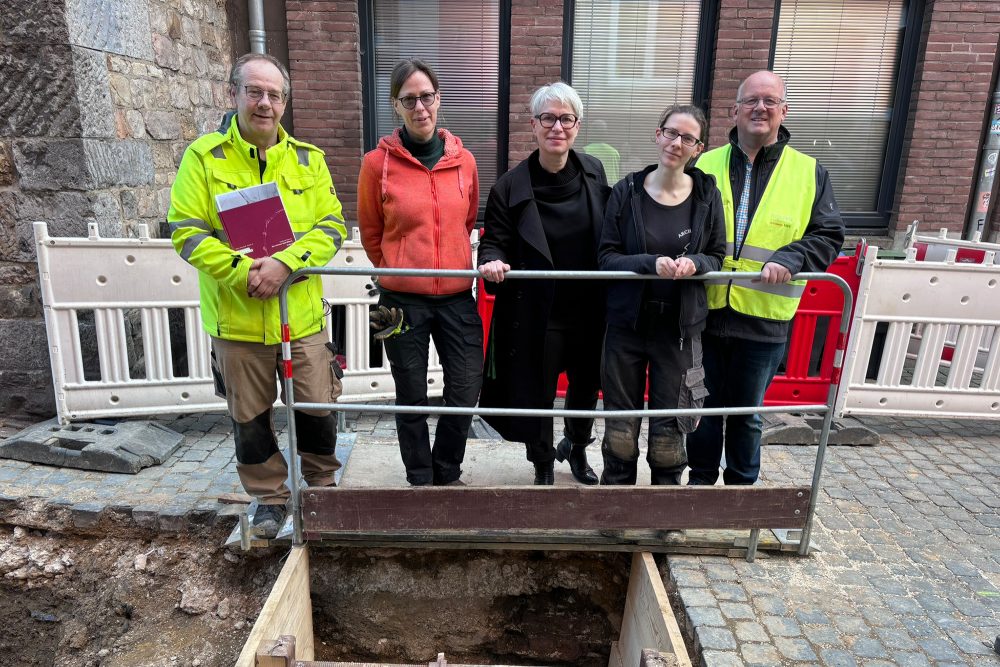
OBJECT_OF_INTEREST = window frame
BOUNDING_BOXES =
[768,0,926,231]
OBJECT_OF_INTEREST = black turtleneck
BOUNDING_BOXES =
[528,152,594,329]
[401,126,445,170]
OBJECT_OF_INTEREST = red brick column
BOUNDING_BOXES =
[286,2,363,224]
[893,2,1000,236]
[508,0,564,165]
[705,0,776,150]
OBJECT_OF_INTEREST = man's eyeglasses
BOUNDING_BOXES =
[658,127,702,148]
[396,93,438,110]
[244,86,285,104]
[737,96,785,110]
[535,113,579,129]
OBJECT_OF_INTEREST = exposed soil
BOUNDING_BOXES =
[310,548,630,666]
[0,524,283,667]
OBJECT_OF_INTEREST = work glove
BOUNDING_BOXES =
[369,305,406,340]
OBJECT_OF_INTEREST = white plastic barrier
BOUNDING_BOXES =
[836,244,1000,419]
[34,221,462,424]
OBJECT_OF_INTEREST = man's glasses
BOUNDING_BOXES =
[396,93,438,110]
[658,127,702,147]
[737,96,785,110]
[535,113,579,129]
[244,86,285,104]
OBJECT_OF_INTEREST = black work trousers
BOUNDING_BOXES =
[524,326,601,463]
[381,290,483,486]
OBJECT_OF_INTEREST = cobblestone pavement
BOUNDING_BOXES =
[669,416,1000,667]
[1,411,998,666]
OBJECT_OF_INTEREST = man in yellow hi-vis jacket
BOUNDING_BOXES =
[168,53,347,537]
[689,70,844,486]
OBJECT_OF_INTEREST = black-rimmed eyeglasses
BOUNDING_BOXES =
[736,96,785,109]
[658,127,702,147]
[396,93,438,110]
[534,113,579,129]
[244,86,285,104]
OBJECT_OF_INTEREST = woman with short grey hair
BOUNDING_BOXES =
[478,82,611,485]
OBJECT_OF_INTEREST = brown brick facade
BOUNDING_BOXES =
[894,1,1000,237]
[286,1,363,224]
[281,1,1000,239]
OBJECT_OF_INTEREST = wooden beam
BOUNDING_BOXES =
[236,546,314,666]
[302,486,810,532]
[618,552,691,667]
[255,635,295,666]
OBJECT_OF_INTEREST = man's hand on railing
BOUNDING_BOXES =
[369,305,406,340]
[478,260,511,283]
[758,262,792,284]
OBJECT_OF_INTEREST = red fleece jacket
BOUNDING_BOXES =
[358,128,479,295]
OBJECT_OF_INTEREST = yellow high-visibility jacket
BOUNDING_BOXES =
[168,114,346,344]
[697,143,815,322]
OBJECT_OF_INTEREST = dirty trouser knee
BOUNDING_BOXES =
[233,410,289,504]
[648,427,686,486]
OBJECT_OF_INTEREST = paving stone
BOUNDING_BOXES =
[741,643,782,666]
[751,595,787,614]
[849,636,887,659]
[819,648,859,666]
[686,606,725,627]
[701,650,743,667]
[803,625,841,645]
[710,582,747,602]
[832,615,870,636]
[773,637,816,661]
[875,627,917,651]
[718,602,755,620]
[761,614,802,638]
[696,627,737,651]
[734,621,769,643]
[916,638,963,662]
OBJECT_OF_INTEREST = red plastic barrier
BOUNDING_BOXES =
[763,253,860,406]
[477,250,862,405]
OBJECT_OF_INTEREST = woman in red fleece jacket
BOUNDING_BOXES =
[357,58,482,487]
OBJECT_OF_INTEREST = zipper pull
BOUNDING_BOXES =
[679,337,685,351]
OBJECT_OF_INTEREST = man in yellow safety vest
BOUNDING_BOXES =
[689,70,844,485]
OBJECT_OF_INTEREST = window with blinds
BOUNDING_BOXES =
[571,0,702,183]
[772,0,906,214]
[371,0,500,209]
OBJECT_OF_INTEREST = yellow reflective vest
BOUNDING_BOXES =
[696,144,815,322]
[168,114,346,344]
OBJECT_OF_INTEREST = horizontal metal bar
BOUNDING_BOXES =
[293,402,830,419]
[54,301,201,309]
[860,315,1000,326]
[291,266,841,282]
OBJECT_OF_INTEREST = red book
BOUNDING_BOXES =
[215,182,295,258]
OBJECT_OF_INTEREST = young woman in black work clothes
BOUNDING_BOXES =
[598,104,726,485]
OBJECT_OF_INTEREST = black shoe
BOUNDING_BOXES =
[252,503,287,539]
[533,461,555,485]
[555,437,599,485]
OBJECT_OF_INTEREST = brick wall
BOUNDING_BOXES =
[706,0,776,150]
[285,1,362,224]
[508,0,564,165]
[893,1,1000,236]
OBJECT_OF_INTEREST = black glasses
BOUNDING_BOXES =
[396,92,438,110]
[534,113,579,129]
[737,96,785,109]
[658,127,702,147]
[244,86,285,104]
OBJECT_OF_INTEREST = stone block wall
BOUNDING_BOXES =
[0,0,232,416]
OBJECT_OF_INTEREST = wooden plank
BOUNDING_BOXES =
[255,635,295,666]
[619,553,691,667]
[608,640,624,667]
[302,486,811,532]
[236,546,314,667]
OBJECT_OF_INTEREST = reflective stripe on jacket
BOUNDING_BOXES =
[168,113,347,344]
[697,144,815,322]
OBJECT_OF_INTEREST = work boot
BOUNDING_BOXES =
[555,437,599,485]
[252,503,287,539]
[649,466,683,486]
[533,461,555,485]
[599,451,638,486]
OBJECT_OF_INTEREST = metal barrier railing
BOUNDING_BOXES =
[278,267,853,561]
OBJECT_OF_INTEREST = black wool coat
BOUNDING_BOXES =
[477,150,611,443]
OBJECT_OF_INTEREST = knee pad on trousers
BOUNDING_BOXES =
[648,432,687,468]
[233,411,279,465]
[602,421,640,462]
[295,411,338,456]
